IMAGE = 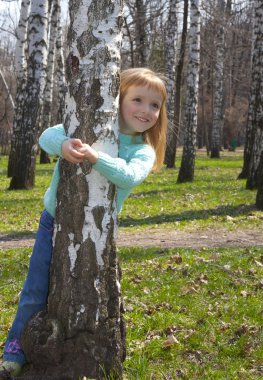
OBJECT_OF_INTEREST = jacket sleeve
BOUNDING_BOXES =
[39,124,69,156]
[93,145,155,189]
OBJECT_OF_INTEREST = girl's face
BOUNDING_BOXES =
[119,85,162,135]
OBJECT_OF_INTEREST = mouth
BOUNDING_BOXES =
[136,116,149,123]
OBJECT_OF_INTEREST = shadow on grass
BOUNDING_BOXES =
[119,203,257,227]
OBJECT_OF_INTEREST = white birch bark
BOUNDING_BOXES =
[177,0,201,182]
[246,0,263,189]
[8,0,49,188]
[164,0,178,168]
[210,0,226,158]
[53,6,66,124]
[40,0,60,136]
[165,0,178,121]
[0,68,15,110]
[14,0,31,80]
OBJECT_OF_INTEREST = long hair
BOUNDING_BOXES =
[120,68,167,170]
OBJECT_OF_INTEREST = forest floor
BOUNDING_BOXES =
[1,227,262,250]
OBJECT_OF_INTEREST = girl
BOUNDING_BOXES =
[0,68,167,377]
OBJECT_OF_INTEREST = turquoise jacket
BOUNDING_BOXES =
[39,124,155,216]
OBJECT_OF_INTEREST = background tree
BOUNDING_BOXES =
[21,0,125,379]
[40,0,61,164]
[8,0,49,189]
[121,0,167,68]
[165,0,188,169]
[178,0,201,182]
[256,151,263,209]
[134,0,147,66]
[7,0,30,175]
[245,0,263,190]
[210,0,226,158]
[51,9,66,126]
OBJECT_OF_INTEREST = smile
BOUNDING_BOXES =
[136,116,149,122]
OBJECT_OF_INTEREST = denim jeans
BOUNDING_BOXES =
[3,210,54,365]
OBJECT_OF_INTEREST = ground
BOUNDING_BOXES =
[0,227,262,249]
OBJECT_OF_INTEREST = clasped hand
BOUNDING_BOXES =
[61,139,98,164]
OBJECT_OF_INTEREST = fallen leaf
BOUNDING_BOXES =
[162,334,179,348]
[240,290,250,297]
[254,260,263,268]
[181,286,198,295]
[168,255,183,264]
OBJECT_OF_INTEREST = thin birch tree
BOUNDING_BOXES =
[245,0,263,189]
[8,0,48,189]
[7,0,31,177]
[210,0,226,158]
[177,0,200,183]
[256,151,263,209]
[164,0,178,167]
[21,0,125,379]
[135,0,147,66]
[52,10,66,125]
[40,0,61,164]
[165,0,188,168]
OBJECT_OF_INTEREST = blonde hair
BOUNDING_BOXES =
[120,68,167,171]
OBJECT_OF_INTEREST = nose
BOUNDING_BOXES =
[141,103,151,115]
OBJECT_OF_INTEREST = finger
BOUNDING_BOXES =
[71,138,83,147]
[70,150,85,159]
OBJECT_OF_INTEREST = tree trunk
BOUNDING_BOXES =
[237,2,255,179]
[20,1,124,379]
[7,0,31,177]
[245,0,263,189]
[135,0,147,66]
[165,0,188,168]
[164,0,178,167]
[256,151,263,209]
[53,5,66,125]
[210,0,226,159]
[177,0,201,182]
[8,0,48,189]
[40,0,60,164]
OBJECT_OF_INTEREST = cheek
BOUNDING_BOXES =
[154,110,160,121]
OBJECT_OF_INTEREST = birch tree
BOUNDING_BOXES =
[135,0,147,66]
[52,9,66,125]
[177,0,200,183]
[21,1,124,379]
[256,151,263,209]
[14,0,30,80]
[164,0,178,167]
[8,0,48,189]
[165,0,188,168]
[7,0,30,177]
[40,0,61,164]
[210,0,226,158]
[245,0,263,189]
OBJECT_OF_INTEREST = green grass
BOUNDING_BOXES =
[0,150,263,235]
[1,151,263,378]
[1,246,262,379]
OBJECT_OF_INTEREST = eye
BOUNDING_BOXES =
[133,98,141,102]
[152,103,160,110]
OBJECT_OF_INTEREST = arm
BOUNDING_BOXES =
[92,146,155,189]
[39,124,68,156]
[39,124,85,163]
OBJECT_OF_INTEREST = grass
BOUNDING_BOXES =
[0,246,262,379]
[0,150,263,378]
[0,150,263,235]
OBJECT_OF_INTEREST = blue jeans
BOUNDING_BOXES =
[3,210,54,365]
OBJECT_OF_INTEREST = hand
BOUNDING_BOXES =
[77,143,99,164]
[61,139,85,164]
